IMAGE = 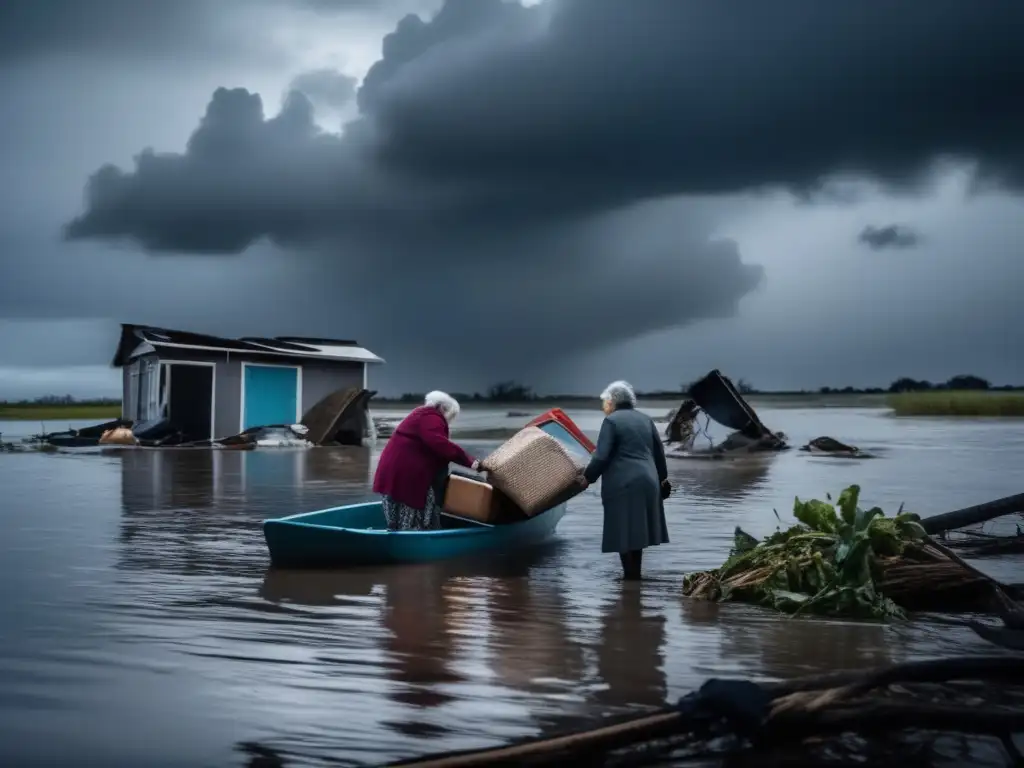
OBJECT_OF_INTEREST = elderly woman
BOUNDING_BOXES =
[373,391,481,531]
[580,381,670,580]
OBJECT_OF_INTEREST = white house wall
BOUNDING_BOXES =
[121,360,135,420]
[299,362,365,416]
[126,347,367,438]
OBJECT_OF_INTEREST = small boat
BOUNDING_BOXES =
[263,501,568,569]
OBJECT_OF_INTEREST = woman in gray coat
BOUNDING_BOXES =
[580,380,670,580]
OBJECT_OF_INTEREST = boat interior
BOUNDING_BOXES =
[282,501,492,531]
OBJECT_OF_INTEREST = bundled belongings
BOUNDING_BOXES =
[439,411,592,525]
[442,473,526,525]
[98,425,137,446]
[481,426,588,516]
[38,418,132,449]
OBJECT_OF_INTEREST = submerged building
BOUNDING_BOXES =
[111,324,385,441]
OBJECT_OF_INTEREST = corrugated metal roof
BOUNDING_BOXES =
[111,324,384,367]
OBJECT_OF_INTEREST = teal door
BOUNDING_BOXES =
[243,365,299,429]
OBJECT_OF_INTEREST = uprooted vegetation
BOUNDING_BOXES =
[682,485,992,620]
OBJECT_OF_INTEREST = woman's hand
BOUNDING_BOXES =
[575,469,589,489]
[471,459,484,472]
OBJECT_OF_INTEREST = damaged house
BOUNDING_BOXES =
[112,324,385,444]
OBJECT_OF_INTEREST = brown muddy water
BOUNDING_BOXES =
[1,406,1022,767]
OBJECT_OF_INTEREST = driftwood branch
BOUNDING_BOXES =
[384,656,1024,767]
[920,491,1024,535]
[923,535,1009,588]
[767,699,1022,739]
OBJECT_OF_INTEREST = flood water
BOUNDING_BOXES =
[1,405,1021,767]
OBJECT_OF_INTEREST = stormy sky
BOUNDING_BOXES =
[1,0,1023,400]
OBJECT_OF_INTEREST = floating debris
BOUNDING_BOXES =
[98,425,137,446]
[13,387,378,452]
[665,370,788,457]
[373,417,397,438]
[386,653,1024,767]
[681,485,1011,619]
[300,386,374,446]
[941,525,1024,558]
[800,435,876,458]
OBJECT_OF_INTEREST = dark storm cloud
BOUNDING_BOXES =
[0,0,420,64]
[289,69,358,110]
[0,1,212,62]
[56,0,1024,380]
[67,0,1024,253]
[857,224,922,251]
[366,0,1024,192]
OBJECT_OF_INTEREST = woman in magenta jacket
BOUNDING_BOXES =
[372,391,481,531]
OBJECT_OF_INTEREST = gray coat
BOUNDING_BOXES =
[583,405,670,554]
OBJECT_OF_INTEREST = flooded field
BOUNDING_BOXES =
[1,406,1022,766]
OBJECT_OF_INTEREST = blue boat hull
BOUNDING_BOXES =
[263,501,568,569]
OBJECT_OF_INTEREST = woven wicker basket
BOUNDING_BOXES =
[482,426,585,516]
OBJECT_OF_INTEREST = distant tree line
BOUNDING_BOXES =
[884,375,997,393]
[396,381,565,403]
[0,395,121,406]
[818,375,1008,395]
[14,374,1019,408]
[392,373,1021,402]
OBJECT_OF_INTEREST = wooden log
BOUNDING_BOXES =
[766,699,1023,740]
[920,491,1024,535]
[383,656,1023,767]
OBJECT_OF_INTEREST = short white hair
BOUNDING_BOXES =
[424,390,460,421]
[601,380,637,408]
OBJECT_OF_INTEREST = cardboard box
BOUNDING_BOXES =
[442,475,526,524]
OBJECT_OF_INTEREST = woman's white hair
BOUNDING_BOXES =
[601,380,637,408]
[424,390,461,422]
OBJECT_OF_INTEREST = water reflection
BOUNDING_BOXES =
[235,741,289,768]
[595,585,667,709]
[260,546,576,742]
[119,449,217,519]
[681,599,893,678]
[120,447,372,513]
[488,558,586,696]
[667,455,775,504]
[259,568,378,605]
[118,447,373,575]
[381,563,464,714]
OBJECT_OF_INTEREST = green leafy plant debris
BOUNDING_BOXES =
[682,485,927,620]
